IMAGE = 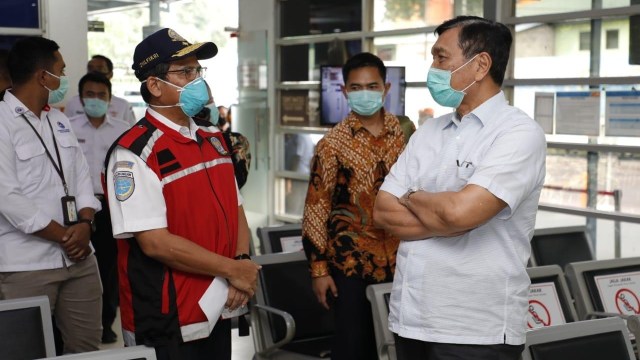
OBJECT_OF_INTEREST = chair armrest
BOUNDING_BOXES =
[251,303,296,356]
[586,312,640,341]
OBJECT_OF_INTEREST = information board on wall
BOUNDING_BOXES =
[527,282,567,329]
[281,90,309,126]
[555,91,601,136]
[605,91,640,137]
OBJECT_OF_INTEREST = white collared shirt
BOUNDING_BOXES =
[0,91,101,271]
[380,91,547,345]
[69,113,130,194]
[65,94,136,126]
[107,108,243,239]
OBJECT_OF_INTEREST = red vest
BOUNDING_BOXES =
[110,113,238,345]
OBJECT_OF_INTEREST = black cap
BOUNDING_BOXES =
[132,28,218,81]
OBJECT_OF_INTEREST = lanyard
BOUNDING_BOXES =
[20,114,69,195]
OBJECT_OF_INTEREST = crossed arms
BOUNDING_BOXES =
[373,184,507,241]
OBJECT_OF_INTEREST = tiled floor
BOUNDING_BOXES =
[100,310,256,359]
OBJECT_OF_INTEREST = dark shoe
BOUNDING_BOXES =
[101,327,117,344]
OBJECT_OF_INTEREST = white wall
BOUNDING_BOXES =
[43,0,88,106]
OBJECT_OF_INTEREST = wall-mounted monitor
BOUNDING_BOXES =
[0,2,40,29]
[320,65,405,126]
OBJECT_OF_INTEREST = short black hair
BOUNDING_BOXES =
[342,52,387,84]
[8,36,59,86]
[139,62,170,103]
[91,54,113,73]
[435,16,512,86]
[78,72,112,98]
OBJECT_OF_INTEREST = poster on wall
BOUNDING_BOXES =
[534,92,554,134]
[605,91,640,137]
[555,91,600,136]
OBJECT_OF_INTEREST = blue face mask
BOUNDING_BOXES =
[83,98,109,118]
[153,77,210,117]
[44,71,69,104]
[346,90,385,116]
[426,54,478,108]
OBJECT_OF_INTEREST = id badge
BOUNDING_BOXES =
[61,196,78,225]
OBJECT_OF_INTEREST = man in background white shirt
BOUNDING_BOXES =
[69,72,129,344]
[0,36,102,354]
[64,54,136,125]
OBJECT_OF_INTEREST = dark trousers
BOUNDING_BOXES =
[91,198,119,331]
[331,272,378,360]
[155,319,231,360]
[394,335,525,360]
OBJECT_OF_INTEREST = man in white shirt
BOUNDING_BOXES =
[0,37,102,353]
[64,55,136,125]
[374,16,546,360]
[68,72,129,344]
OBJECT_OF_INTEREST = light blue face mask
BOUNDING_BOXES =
[44,71,69,104]
[426,54,478,108]
[346,90,385,116]
[83,98,109,118]
[152,77,210,117]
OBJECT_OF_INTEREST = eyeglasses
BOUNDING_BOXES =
[164,66,207,80]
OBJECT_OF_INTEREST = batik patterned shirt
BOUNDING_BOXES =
[302,110,411,283]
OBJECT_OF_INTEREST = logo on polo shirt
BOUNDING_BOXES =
[57,121,70,133]
[114,171,135,201]
[210,137,229,156]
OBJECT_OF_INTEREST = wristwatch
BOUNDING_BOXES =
[78,218,96,232]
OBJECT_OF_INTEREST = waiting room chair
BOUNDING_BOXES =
[526,265,579,328]
[366,282,395,360]
[0,295,56,360]
[251,251,334,359]
[522,317,635,360]
[529,226,594,269]
[39,345,156,359]
[565,256,640,350]
[256,223,303,254]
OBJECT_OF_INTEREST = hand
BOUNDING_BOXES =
[226,284,250,311]
[228,259,261,297]
[311,275,337,310]
[61,223,91,260]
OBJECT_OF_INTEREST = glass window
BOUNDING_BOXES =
[281,178,310,217]
[541,148,640,216]
[515,0,631,17]
[279,0,362,37]
[373,0,483,31]
[280,40,362,82]
[373,33,435,83]
[606,29,619,49]
[579,31,590,51]
[281,133,323,174]
[514,18,640,79]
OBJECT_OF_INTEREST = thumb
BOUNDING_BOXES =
[330,281,338,298]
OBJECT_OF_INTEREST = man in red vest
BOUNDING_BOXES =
[104,28,260,360]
